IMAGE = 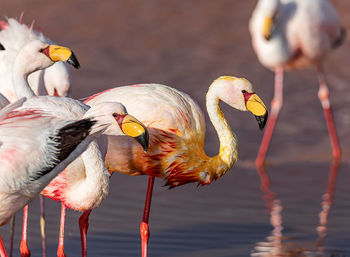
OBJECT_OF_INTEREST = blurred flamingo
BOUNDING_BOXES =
[0,39,148,257]
[249,0,346,166]
[76,76,268,257]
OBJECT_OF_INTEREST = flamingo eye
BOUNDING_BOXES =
[112,113,118,118]
[0,43,5,50]
[241,90,247,94]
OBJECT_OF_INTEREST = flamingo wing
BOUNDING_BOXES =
[0,101,95,190]
[29,118,97,181]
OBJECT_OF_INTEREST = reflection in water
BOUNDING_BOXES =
[251,160,340,257]
[316,159,340,254]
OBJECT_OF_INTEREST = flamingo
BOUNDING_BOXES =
[0,18,71,101]
[45,76,268,257]
[0,96,148,257]
[249,0,346,166]
[0,18,74,257]
[6,38,149,257]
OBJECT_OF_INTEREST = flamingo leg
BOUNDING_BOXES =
[57,204,66,257]
[20,205,30,257]
[317,66,341,161]
[256,67,284,167]
[78,210,92,257]
[9,215,15,257]
[0,233,8,257]
[40,195,47,257]
[140,176,155,257]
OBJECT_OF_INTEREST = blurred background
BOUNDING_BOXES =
[0,0,350,256]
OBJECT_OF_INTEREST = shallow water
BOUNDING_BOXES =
[0,0,350,256]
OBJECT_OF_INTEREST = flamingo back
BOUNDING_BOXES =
[85,84,210,185]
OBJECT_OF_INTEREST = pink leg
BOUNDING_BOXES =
[57,204,66,257]
[78,210,92,257]
[317,66,341,160]
[0,233,8,257]
[40,195,47,257]
[20,205,30,257]
[256,67,284,167]
[140,176,155,257]
[9,215,15,257]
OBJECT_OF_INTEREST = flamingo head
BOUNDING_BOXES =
[0,18,73,98]
[43,62,71,97]
[257,0,280,40]
[85,102,149,152]
[15,40,80,75]
[211,76,268,130]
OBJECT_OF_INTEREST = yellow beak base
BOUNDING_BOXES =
[48,45,80,69]
[121,115,149,151]
[246,94,268,130]
[246,94,267,116]
[49,45,72,62]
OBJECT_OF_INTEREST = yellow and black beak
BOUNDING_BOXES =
[262,15,274,41]
[244,92,268,130]
[42,45,80,69]
[115,114,149,152]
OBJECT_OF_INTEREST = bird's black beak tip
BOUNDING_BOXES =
[67,51,80,69]
[135,130,149,152]
[255,112,268,130]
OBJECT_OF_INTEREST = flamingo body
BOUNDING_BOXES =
[86,84,208,186]
[249,0,344,70]
[83,78,268,257]
[0,95,142,257]
[0,98,88,226]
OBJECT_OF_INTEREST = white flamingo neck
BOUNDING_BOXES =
[206,86,238,174]
[81,141,108,182]
[65,140,109,210]
[12,57,36,99]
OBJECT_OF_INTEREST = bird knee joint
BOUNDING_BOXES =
[140,222,150,241]
[271,98,282,112]
[318,87,329,101]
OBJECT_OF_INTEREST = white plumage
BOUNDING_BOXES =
[0,18,71,102]
[0,96,136,227]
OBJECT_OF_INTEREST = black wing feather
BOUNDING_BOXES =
[29,119,96,181]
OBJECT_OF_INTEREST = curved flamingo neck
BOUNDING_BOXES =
[205,83,238,178]
[81,141,109,187]
[64,140,109,210]
[12,54,36,99]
